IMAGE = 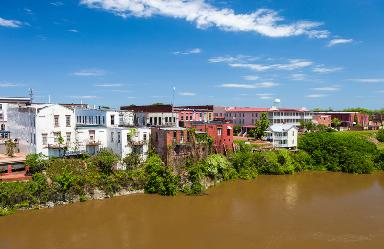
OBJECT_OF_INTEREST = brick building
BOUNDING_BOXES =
[315,112,369,128]
[184,121,234,154]
[174,105,214,126]
[313,114,332,127]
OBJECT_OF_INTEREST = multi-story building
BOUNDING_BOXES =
[121,104,178,127]
[313,114,332,127]
[174,105,214,126]
[315,111,369,128]
[265,124,298,149]
[7,104,76,157]
[0,97,31,140]
[184,121,234,154]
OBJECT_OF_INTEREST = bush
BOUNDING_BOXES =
[25,153,48,174]
[377,129,384,142]
[144,155,179,196]
[299,132,378,173]
[123,153,142,169]
[292,150,316,171]
[92,149,119,174]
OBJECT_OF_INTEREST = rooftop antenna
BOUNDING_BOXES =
[28,88,34,103]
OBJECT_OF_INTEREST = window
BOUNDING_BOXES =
[42,134,48,146]
[66,132,71,144]
[98,116,101,124]
[227,128,231,136]
[111,132,114,142]
[0,104,2,110]
[150,117,153,125]
[154,117,158,125]
[159,117,162,125]
[217,128,222,136]
[102,116,105,124]
[165,117,168,123]
[111,115,115,125]
[180,132,184,143]
[54,132,61,143]
[0,113,3,121]
[173,117,176,123]
[118,132,121,143]
[143,133,147,141]
[66,115,71,127]
[54,115,59,127]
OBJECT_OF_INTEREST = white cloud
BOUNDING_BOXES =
[95,83,123,87]
[80,0,329,38]
[111,89,131,93]
[313,65,342,73]
[72,69,106,76]
[67,29,79,33]
[208,55,257,63]
[70,95,98,99]
[179,92,196,96]
[306,94,327,98]
[50,2,64,6]
[291,73,306,81]
[311,86,340,91]
[229,59,313,72]
[350,78,384,83]
[242,75,260,81]
[327,38,353,47]
[0,17,23,28]
[219,82,278,89]
[256,93,273,99]
[0,82,22,87]
[173,48,202,55]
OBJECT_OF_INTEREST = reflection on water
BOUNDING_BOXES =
[0,172,384,249]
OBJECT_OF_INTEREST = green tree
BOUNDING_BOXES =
[123,152,142,169]
[57,134,65,157]
[377,129,384,142]
[144,155,178,196]
[331,118,342,129]
[92,149,119,174]
[5,139,16,157]
[353,114,359,126]
[25,153,48,174]
[254,112,270,139]
[233,125,241,136]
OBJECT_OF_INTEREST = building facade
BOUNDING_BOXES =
[174,105,214,126]
[315,112,369,128]
[265,124,298,149]
[313,114,332,127]
[0,97,31,140]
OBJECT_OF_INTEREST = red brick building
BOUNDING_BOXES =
[184,121,234,154]
[315,112,369,128]
[313,114,332,127]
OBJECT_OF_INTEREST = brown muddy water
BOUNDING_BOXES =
[1,172,384,249]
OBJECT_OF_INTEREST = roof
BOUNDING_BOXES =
[225,107,309,112]
[268,124,298,132]
[159,127,185,131]
[0,97,31,104]
[121,104,173,113]
[174,105,214,111]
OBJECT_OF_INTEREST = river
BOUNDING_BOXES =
[1,172,384,249]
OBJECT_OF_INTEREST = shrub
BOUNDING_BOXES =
[292,150,316,171]
[377,129,384,143]
[144,155,179,196]
[92,149,119,174]
[25,153,48,174]
[123,153,142,169]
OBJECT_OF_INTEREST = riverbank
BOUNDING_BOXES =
[1,131,384,216]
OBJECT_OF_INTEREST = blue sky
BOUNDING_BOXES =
[0,0,383,109]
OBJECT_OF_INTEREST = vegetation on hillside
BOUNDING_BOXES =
[1,130,384,216]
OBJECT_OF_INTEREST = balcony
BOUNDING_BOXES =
[86,140,101,146]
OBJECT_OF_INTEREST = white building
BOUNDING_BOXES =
[136,112,178,127]
[265,124,298,149]
[0,97,31,139]
[7,104,76,157]
[7,105,150,161]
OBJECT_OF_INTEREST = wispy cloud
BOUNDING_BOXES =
[229,59,313,72]
[327,38,353,47]
[50,2,64,6]
[80,0,329,38]
[69,95,98,99]
[179,92,196,96]
[95,83,123,87]
[72,69,106,76]
[219,82,279,89]
[0,17,23,28]
[256,93,273,100]
[311,86,340,91]
[291,73,306,81]
[111,89,131,93]
[350,78,384,83]
[313,65,343,73]
[173,48,202,55]
[242,75,260,81]
[67,29,79,33]
[208,55,257,63]
[306,94,327,98]
[0,82,23,87]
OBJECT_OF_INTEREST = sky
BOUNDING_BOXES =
[0,0,383,109]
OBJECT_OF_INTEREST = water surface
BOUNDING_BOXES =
[1,172,384,249]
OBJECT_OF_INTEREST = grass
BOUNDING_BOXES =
[340,130,384,150]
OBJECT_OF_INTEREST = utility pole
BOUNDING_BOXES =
[171,87,176,127]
